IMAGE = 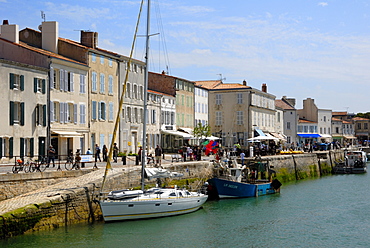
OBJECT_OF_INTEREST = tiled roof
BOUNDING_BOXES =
[194,80,222,89]
[195,80,251,90]
[148,89,174,97]
[352,117,370,121]
[298,119,317,123]
[332,111,348,116]
[332,117,342,122]
[275,99,295,110]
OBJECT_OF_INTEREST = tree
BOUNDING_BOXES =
[193,122,211,142]
[355,112,370,119]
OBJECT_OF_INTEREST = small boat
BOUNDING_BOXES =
[333,150,367,174]
[101,187,207,221]
[207,159,281,199]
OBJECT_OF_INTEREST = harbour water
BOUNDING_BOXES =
[2,171,370,248]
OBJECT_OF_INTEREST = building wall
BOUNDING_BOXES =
[194,86,208,126]
[119,59,145,154]
[0,59,48,160]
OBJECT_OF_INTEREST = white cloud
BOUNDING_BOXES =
[318,2,328,7]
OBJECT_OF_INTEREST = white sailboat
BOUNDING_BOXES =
[99,0,207,222]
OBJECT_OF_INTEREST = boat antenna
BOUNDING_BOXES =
[100,0,145,195]
[141,0,151,192]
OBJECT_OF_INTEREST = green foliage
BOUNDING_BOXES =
[355,112,370,119]
[193,122,211,139]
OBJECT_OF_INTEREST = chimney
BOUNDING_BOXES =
[242,80,247,86]
[162,70,166,75]
[80,31,98,48]
[41,21,58,53]
[282,96,296,107]
[262,83,267,93]
[0,20,19,43]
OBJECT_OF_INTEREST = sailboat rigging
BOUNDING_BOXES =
[98,0,207,222]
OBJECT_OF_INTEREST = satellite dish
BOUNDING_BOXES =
[38,24,42,31]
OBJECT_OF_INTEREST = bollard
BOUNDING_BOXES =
[122,155,126,165]
[135,155,139,165]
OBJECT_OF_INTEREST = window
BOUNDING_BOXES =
[108,75,113,94]
[10,101,24,126]
[98,101,106,120]
[287,122,291,130]
[80,104,86,124]
[100,73,105,93]
[34,78,46,94]
[365,123,368,130]
[237,93,243,104]
[51,68,59,89]
[336,127,339,133]
[35,104,46,126]
[126,83,131,98]
[100,55,104,64]
[92,72,97,92]
[357,123,361,129]
[9,73,24,91]
[133,84,138,99]
[323,116,326,122]
[109,58,113,67]
[237,111,243,125]
[151,109,156,124]
[92,53,96,62]
[127,107,131,122]
[216,94,222,105]
[80,74,86,93]
[216,111,222,126]
[139,86,143,100]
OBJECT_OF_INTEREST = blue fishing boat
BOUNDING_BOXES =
[207,159,281,199]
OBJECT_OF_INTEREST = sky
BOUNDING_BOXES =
[1,0,370,113]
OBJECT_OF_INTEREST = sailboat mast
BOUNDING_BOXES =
[141,0,151,191]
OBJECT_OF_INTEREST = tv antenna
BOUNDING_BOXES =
[217,74,226,82]
[41,11,46,22]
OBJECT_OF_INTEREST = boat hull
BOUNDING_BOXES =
[207,178,278,199]
[100,195,208,221]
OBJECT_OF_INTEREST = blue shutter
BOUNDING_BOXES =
[20,75,24,91]
[10,73,14,89]
[9,101,14,125]
[42,79,46,94]
[34,78,38,93]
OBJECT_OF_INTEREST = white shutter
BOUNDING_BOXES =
[74,104,77,124]
[50,101,54,122]
[60,69,64,91]
[64,103,68,123]
[60,102,64,123]
[50,67,54,89]
[70,72,74,92]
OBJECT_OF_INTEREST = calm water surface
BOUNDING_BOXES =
[2,172,370,248]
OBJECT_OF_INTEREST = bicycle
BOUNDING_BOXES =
[34,156,47,172]
[12,158,25,173]
[12,157,37,173]
[65,155,80,170]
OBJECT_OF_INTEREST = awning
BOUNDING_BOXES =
[344,136,357,139]
[269,132,287,141]
[297,134,321,138]
[320,134,332,139]
[52,131,83,137]
[161,130,193,138]
[255,129,266,136]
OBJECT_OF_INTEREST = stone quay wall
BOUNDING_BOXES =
[0,162,210,239]
[0,151,345,239]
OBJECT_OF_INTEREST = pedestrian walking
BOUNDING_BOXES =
[47,145,56,167]
[240,150,245,166]
[95,144,101,162]
[113,143,119,163]
[102,145,108,162]
[155,145,162,167]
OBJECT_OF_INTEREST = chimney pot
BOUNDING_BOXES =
[262,83,267,93]
[242,80,247,86]
[2,20,9,25]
